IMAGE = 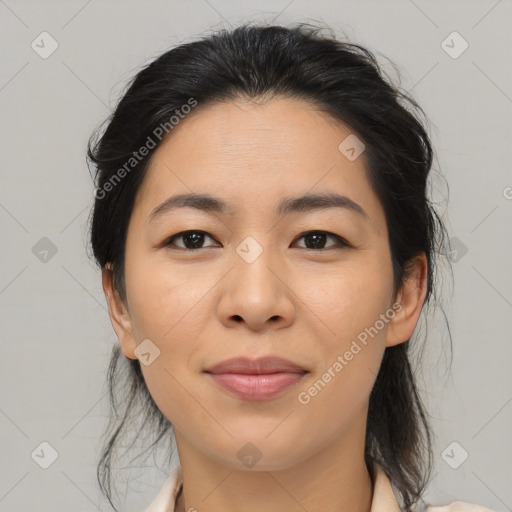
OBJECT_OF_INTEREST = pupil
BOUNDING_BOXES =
[307,233,325,249]
[185,232,204,248]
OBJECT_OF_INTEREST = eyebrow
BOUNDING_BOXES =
[147,192,368,223]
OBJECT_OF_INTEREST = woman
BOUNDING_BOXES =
[87,22,495,512]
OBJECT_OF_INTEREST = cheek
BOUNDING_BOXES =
[293,297,390,448]
[125,250,213,343]
[295,250,393,407]
[303,249,394,345]
[123,252,217,424]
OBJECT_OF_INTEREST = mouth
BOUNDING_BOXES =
[203,356,309,401]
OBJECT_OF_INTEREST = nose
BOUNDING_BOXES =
[216,248,296,333]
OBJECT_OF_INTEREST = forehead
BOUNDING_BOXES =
[152,96,356,172]
[133,96,383,226]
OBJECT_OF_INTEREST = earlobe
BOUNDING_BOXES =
[101,266,138,360]
[385,253,428,348]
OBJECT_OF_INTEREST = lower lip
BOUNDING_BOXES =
[206,372,306,401]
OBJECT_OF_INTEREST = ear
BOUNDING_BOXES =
[385,253,428,348]
[101,265,137,360]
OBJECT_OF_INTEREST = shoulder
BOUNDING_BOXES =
[426,501,497,512]
[373,462,497,512]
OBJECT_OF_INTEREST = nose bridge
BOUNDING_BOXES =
[234,234,281,303]
[217,234,295,330]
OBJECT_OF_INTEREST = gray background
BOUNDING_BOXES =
[1,1,511,511]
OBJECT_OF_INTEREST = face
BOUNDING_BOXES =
[105,95,426,471]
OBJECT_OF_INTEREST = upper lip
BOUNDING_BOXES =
[204,356,308,375]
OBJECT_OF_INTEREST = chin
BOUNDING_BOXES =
[208,435,310,472]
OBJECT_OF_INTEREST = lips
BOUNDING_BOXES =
[204,356,308,401]
[205,356,307,375]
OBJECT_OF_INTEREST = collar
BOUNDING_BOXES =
[370,463,402,512]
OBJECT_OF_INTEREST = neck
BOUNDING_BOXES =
[173,409,374,512]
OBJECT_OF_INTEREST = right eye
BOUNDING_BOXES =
[163,230,220,250]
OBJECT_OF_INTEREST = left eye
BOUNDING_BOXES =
[292,231,351,250]
[162,230,351,251]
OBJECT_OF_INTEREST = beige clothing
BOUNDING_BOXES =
[143,463,496,512]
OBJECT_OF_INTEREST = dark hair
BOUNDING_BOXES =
[87,21,450,512]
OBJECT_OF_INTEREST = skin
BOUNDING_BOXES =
[102,96,428,512]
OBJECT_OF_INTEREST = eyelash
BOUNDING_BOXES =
[161,230,353,251]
